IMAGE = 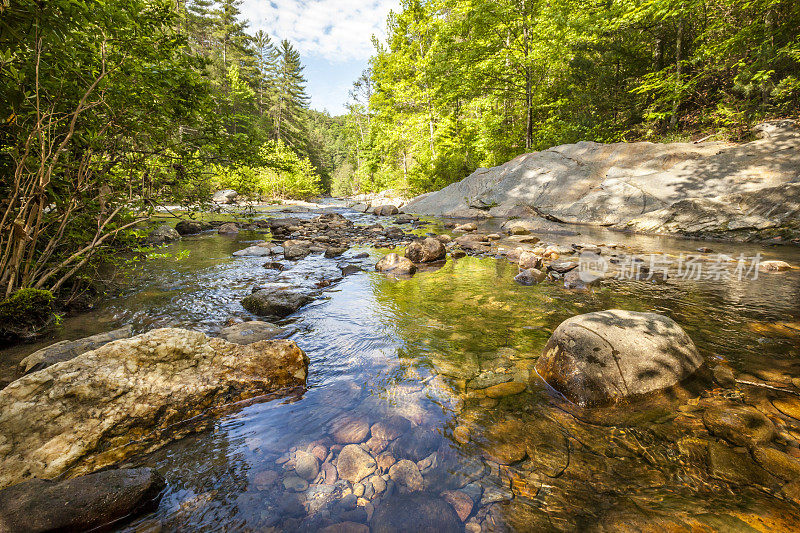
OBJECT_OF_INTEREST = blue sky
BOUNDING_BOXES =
[241,0,400,116]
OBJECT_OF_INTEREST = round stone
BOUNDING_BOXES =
[330,415,371,444]
[702,403,775,447]
[294,450,320,481]
[336,444,377,483]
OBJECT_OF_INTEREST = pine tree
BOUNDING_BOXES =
[253,30,279,117]
[272,39,309,148]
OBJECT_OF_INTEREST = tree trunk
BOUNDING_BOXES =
[670,17,684,129]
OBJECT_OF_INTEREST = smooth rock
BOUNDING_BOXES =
[752,446,800,481]
[389,427,441,462]
[371,416,412,442]
[336,444,377,483]
[441,490,473,522]
[374,205,399,216]
[330,415,371,444]
[484,381,526,398]
[405,238,446,263]
[294,450,320,481]
[388,459,424,492]
[217,222,239,234]
[514,268,546,286]
[517,251,542,270]
[241,287,312,317]
[283,475,308,492]
[0,328,308,488]
[370,492,461,533]
[375,253,417,275]
[535,309,703,406]
[146,224,180,244]
[175,220,202,235]
[702,403,775,447]
[218,321,282,344]
[0,468,164,533]
[212,189,238,204]
[319,522,370,533]
[19,326,133,374]
[233,245,273,257]
[454,223,477,232]
[759,260,793,272]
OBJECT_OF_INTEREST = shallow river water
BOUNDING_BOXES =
[3,205,800,532]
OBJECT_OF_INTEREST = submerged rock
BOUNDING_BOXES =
[233,245,274,257]
[336,445,376,483]
[376,253,417,275]
[535,309,703,406]
[0,468,165,533]
[241,286,313,317]
[0,328,308,488]
[371,492,462,533]
[146,224,180,244]
[405,237,446,263]
[19,326,133,374]
[219,320,283,344]
[702,403,775,447]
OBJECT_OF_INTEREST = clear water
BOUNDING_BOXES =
[3,205,800,531]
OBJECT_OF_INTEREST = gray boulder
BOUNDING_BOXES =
[241,286,312,317]
[146,224,180,244]
[403,121,800,241]
[0,468,164,533]
[535,309,703,406]
[405,237,446,263]
[19,326,133,374]
[219,321,283,344]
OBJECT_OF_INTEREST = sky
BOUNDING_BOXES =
[241,0,400,116]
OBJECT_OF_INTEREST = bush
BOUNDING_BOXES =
[213,140,322,200]
[0,288,57,341]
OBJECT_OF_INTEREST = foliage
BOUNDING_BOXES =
[213,140,322,200]
[0,288,56,340]
[322,0,800,196]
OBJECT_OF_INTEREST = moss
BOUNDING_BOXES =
[0,288,56,340]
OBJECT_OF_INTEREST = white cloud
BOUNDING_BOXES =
[241,0,400,62]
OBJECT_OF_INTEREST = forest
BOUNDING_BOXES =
[332,0,800,195]
[1,0,799,298]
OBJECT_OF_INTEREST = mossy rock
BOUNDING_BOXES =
[0,288,56,341]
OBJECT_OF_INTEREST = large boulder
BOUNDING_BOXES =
[402,121,800,241]
[0,328,308,488]
[535,309,703,406]
[212,189,238,204]
[19,326,133,374]
[241,286,313,317]
[146,224,180,244]
[370,493,462,533]
[405,237,446,263]
[0,468,164,532]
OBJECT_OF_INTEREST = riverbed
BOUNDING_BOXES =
[3,204,800,531]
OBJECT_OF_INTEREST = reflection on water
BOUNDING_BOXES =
[3,206,800,531]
